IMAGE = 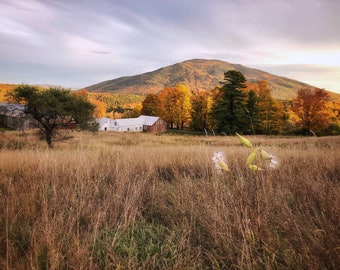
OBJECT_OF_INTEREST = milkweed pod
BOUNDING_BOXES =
[236,133,252,148]
[246,147,259,166]
[212,151,231,173]
[270,158,279,169]
[217,158,231,172]
[247,164,264,171]
[260,149,272,160]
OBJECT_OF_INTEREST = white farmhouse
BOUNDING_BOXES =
[98,115,166,133]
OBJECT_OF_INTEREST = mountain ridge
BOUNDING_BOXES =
[1,59,339,101]
[84,59,322,100]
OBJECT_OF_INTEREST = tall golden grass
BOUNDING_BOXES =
[0,130,339,269]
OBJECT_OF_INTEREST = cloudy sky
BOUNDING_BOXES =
[1,0,340,93]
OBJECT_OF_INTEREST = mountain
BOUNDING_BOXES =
[84,59,324,100]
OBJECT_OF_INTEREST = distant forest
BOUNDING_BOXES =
[1,76,340,136]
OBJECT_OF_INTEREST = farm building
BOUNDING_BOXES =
[98,115,166,133]
[0,103,37,130]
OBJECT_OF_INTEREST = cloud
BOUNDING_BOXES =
[252,64,340,91]
[0,0,339,92]
[90,51,112,54]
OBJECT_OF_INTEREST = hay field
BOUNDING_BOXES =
[0,131,339,269]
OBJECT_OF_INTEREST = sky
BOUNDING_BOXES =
[1,0,340,93]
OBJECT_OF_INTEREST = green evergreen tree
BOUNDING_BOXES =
[210,70,247,134]
[246,90,258,134]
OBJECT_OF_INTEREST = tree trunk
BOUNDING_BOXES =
[45,129,53,149]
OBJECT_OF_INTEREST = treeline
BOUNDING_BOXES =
[83,91,144,119]
[138,70,340,135]
[3,74,339,136]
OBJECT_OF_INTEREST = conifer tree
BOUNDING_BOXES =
[246,90,258,134]
[210,70,247,134]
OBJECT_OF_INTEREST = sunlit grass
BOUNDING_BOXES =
[0,131,339,269]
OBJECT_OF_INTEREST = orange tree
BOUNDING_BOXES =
[141,94,162,116]
[246,81,287,134]
[291,88,330,134]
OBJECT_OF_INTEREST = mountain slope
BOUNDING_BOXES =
[85,59,318,100]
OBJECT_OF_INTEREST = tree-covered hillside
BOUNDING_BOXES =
[84,59,336,100]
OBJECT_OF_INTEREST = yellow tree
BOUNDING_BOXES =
[325,101,340,134]
[175,84,192,129]
[246,81,286,134]
[327,101,340,122]
[124,103,142,118]
[90,99,107,118]
[159,84,192,129]
[190,90,213,131]
[256,81,285,134]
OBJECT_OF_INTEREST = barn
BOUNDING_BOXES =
[98,115,166,133]
[139,115,167,133]
[0,103,37,130]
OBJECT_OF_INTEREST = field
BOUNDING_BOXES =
[0,131,339,269]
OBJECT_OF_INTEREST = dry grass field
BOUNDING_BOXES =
[0,130,339,269]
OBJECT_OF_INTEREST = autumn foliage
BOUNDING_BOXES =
[159,84,192,129]
[291,88,331,133]
[74,83,340,135]
[1,78,340,135]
